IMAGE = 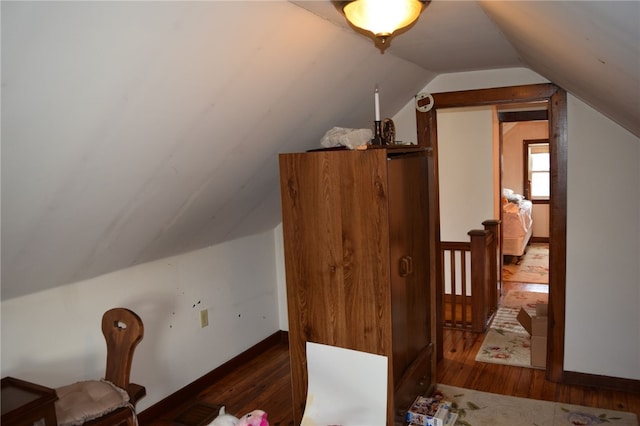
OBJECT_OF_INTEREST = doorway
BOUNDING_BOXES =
[499,110,550,293]
[416,83,567,382]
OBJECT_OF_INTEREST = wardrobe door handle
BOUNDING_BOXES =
[399,256,413,277]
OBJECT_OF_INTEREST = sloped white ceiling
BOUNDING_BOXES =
[479,0,640,138]
[1,1,638,300]
[1,1,434,300]
[293,0,522,72]
[299,1,639,136]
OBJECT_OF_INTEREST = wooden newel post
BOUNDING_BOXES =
[468,229,489,332]
[483,219,501,315]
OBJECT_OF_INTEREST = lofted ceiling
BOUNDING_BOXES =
[1,1,638,300]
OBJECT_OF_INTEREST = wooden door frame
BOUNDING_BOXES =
[416,83,567,382]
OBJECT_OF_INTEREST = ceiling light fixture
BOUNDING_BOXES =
[337,0,428,47]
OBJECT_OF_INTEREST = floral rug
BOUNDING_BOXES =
[435,384,639,425]
[503,243,549,284]
[502,289,549,310]
[475,291,548,368]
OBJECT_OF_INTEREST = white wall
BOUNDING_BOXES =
[274,223,289,331]
[394,68,640,380]
[564,97,640,378]
[0,229,281,411]
[437,106,494,242]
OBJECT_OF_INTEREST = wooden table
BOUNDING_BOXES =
[1,376,58,426]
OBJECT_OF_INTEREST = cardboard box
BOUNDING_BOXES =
[406,396,451,426]
[517,303,548,368]
[408,406,457,426]
[444,412,458,426]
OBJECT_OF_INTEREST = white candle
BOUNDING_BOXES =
[374,88,380,121]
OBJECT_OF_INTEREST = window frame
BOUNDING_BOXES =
[523,138,550,203]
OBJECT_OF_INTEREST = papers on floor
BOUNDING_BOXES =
[300,342,388,426]
[406,396,457,426]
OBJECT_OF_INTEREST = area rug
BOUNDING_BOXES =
[435,384,639,426]
[502,289,548,310]
[503,243,549,284]
[475,291,548,368]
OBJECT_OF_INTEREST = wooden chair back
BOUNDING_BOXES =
[102,308,144,390]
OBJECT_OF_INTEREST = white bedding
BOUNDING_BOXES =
[503,199,532,237]
[502,198,533,256]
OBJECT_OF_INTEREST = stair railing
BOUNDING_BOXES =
[441,220,500,332]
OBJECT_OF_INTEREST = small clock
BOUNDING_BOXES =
[382,118,395,145]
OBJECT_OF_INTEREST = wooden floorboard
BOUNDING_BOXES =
[141,333,639,425]
[142,282,640,424]
[143,343,294,426]
[437,323,640,420]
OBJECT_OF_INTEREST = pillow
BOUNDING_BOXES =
[507,193,524,203]
[55,379,130,426]
[502,188,514,197]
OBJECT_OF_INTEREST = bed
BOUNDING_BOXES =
[502,189,533,257]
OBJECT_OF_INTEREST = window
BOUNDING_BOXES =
[524,139,550,201]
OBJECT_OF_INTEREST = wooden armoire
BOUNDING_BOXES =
[279,146,436,425]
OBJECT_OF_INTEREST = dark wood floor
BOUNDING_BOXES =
[143,341,294,426]
[143,283,640,425]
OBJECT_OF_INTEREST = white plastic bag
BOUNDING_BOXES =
[320,127,372,150]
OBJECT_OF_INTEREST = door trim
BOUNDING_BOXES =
[416,83,567,382]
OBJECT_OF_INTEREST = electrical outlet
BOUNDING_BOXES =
[199,309,209,328]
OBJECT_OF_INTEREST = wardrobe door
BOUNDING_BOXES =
[279,150,393,424]
[387,153,432,413]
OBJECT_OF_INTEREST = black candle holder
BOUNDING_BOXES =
[371,120,385,146]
